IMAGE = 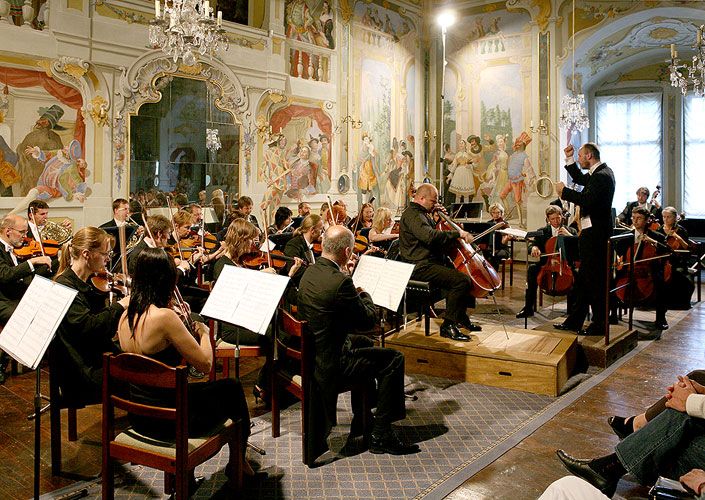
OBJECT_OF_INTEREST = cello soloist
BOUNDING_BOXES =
[398,184,482,342]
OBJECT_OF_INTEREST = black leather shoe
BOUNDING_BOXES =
[350,414,374,438]
[440,323,471,341]
[554,322,579,332]
[457,318,482,332]
[655,319,669,330]
[516,307,534,318]
[555,449,618,497]
[369,433,420,455]
[607,416,634,440]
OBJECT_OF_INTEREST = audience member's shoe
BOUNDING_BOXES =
[607,416,634,440]
[555,450,620,497]
[440,322,471,341]
[638,330,661,341]
[457,318,482,332]
[369,432,420,455]
[655,319,669,330]
[516,307,534,318]
[554,322,579,332]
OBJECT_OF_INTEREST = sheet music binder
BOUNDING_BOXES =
[0,276,77,370]
[352,255,415,311]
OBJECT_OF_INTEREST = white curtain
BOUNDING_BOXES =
[595,93,662,212]
[684,95,705,218]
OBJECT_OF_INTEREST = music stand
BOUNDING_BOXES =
[451,202,483,220]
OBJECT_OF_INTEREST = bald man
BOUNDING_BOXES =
[399,183,482,341]
[0,214,52,383]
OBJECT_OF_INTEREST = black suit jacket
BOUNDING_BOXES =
[618,201,662,225]
[0,245,50,324]
[297,257,377,461]
[283,234,316,284]
[529,224,578,261]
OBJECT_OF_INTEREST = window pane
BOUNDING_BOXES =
[684,95,705,218]
[596,93,662,211]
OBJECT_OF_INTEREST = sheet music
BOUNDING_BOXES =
[499,228,528,239]
[200,265,289,335]
[353,255,415,311]
[0,276,77,369]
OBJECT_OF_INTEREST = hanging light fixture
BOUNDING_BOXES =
[560,0,589,133]
[669,26,705,97]
[149,0,228,66]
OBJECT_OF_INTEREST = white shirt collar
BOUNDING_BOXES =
[1,237,13,254]
[588,161,603,175]
[551,225,560,237]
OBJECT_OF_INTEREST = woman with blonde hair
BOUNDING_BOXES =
[52,227,129,406]
[369,206,399,250]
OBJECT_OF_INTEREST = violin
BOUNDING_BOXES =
[434,209,504,298]
[14,237,60,259]
[536,235,575,296]
[241,249,308,270]
[89,271,130,296]
[312,241,322,255]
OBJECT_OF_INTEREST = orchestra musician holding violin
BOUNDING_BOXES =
[51,227,129,407]
[369,207,399,251]
[555,142,615,336]
[399,183,482,342]
[283,214,323,306]
[348,203,374,231]
[657,206,695,310]
[516,206,577,318]
[484,203,512,272]
[0,214,53,384]
[618,186,662,226]
[615,207,669,332]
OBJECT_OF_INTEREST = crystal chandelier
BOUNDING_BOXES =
[560,0,589,133]
[206,128,221,153]
[669,26,705,97]
[150,0,228,67]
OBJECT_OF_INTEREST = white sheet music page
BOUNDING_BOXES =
[353,255,415,311]
[200,265,289,335]
[0,276,77,369]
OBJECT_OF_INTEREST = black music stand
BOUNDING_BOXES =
[451,202,483,220]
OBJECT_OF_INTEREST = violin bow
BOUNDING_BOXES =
[326,195,339,225]
[166,198,186,263]
[28,207,47,257]
[261,209,273,268]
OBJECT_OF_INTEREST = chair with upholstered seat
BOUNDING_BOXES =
[271,308,373,467]
[101,352,244,500]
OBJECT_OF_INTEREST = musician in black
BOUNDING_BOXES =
[657,206,694,310]
[618,187,662,226]
[237,196,260,231]
[399,183,481,342]
[517,206,577,318]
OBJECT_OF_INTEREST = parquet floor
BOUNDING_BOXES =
[0,263,701,499]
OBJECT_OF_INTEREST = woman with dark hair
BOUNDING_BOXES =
[116,247,256,479]
[267,205,293,235]
[52,227,130,406]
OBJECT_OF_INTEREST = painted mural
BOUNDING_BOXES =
[351,1,417,212]
[0,66,89,206]
[259,103,332,217]
[285,0,336,49]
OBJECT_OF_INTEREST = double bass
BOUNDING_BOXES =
[434,210,505,298]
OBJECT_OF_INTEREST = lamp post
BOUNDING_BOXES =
[437,10,455,204]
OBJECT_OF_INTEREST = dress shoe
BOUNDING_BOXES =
[516,307,534,318]
[440,323,471,341]
[553,322,579,332]
[582,324,606,336]
[369,432,420,455]
[457,318,482,332]
[655,319,669,330]
[607,416,634,440]
[555,449,619,497]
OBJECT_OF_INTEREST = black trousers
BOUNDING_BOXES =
[411,262,475,324]
[565,230,608,330]
[340,335,405,435]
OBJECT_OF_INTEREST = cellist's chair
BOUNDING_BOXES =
[271,309,373,467]
[499,239,515,290]
[102,352,243,500]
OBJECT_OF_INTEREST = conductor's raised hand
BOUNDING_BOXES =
[555,181,565,198]
[564,144,575,158]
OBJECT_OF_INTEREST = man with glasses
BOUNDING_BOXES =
[0,214,52,383]
[100,198,132,270]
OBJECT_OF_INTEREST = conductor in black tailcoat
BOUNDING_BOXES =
[554,143,615,335]
[297,225,418,464]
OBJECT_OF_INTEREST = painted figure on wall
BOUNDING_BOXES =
[467,134,496,199]
[356,132,381,207]
[286,144,316,200]
[478,134,509,211]
[25,139,90,202]
[16,105,66,195]
[447,139,474,202]
[499,132,536,227]
[261,135,290,218]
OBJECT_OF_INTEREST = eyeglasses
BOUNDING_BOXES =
[95,250,114,259]
[9,227,28,236]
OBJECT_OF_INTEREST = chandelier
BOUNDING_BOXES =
[206,128,221,153]
[150,0,228,67]
[560,0,589,133]
[669,26,705,97]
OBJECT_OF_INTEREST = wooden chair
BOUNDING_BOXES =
[102,352,243,500]
[208,319,266,381]
[271,309,372,467]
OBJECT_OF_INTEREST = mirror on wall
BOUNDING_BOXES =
[129,76,240,203]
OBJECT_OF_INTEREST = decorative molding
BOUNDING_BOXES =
[88,95,109,127]
[112,52,248,189]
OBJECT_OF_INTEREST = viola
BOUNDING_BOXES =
[434,210,504,298]
[536,235,575,296]
[89,271,130,296]
[241,249,307,270]
[14,237,60,259]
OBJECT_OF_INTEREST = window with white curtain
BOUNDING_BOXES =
[684,95,705,218]
[595,93,662,212]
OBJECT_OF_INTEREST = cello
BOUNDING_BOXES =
[536,236,575,297]
[434,210,505,298]
[615,236,670,305]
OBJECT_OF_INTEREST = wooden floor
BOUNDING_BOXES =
[0,263,702,499]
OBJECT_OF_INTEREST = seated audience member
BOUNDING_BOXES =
[517,206,576,318]
[117,247,257,481]
[556,374,705,497]
[52,227,129,406]
[0,214,52,383]
[298,225,419,462]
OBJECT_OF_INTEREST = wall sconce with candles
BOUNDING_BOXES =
[423,130,437,142]
[333,115,362,135]
[529,120,549,135]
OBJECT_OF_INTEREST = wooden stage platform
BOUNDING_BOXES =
[384,318,578,396]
